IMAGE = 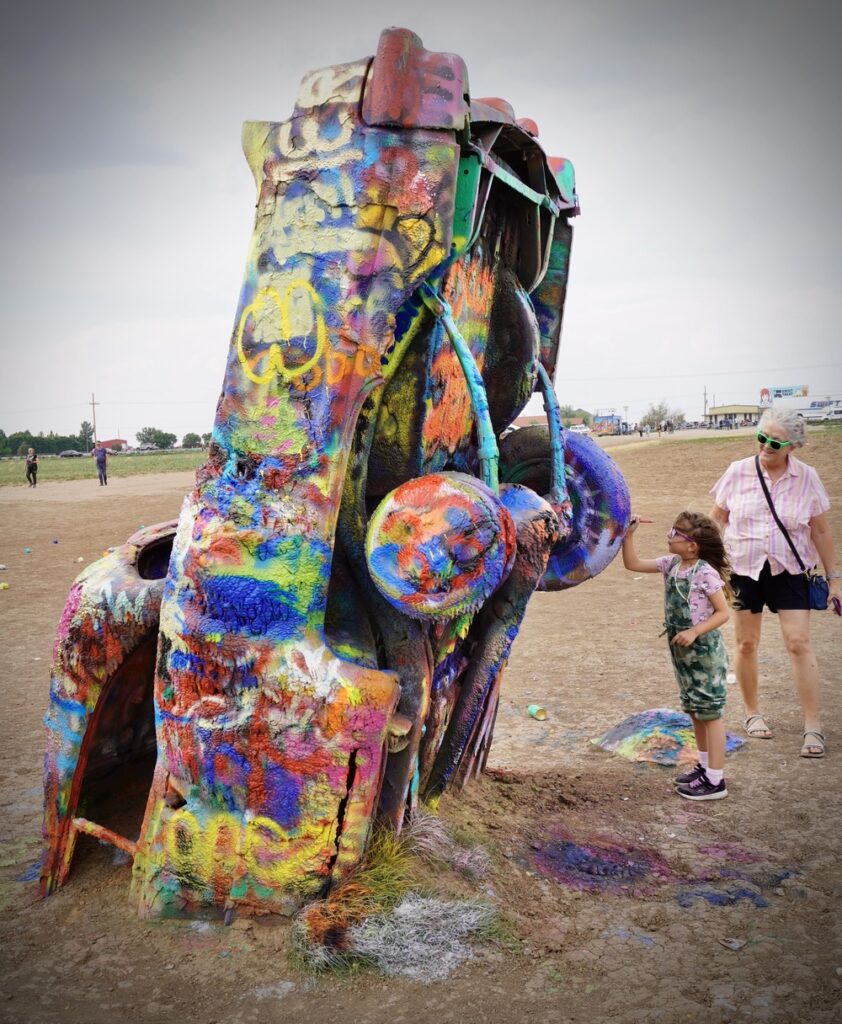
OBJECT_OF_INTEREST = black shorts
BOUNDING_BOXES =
[731,561,809,614]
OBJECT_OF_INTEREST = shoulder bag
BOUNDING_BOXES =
[754,456,828,610]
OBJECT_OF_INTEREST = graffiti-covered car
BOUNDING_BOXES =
[40,27,630,920]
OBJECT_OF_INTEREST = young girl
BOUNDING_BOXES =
[623,511,732,800]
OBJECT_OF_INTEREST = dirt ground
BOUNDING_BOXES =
[1,429,840,1024]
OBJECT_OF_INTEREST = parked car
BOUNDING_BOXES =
[58,450,85,458]
[569,423,591,434]
[137,443,159,451]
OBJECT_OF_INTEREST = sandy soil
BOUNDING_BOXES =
[0,430,840,1024]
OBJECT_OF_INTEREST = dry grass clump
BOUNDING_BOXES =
[404,808,490,880]
[295,812,496,976]
[297,826,413,965]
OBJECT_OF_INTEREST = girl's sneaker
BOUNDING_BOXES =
[674,762,705,787]
[675,771,727,801]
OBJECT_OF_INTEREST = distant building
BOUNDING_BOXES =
[704,405,761,428]
[512,415,547,429]
[98,438,127,450]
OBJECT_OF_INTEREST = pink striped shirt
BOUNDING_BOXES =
[710,456,830,579]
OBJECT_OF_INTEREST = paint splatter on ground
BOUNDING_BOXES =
[591,707,745,766]
[529,828,673,894]
[601,925,658,947]
[676,885,769,909]
[16,861,41,883]
[675,850,795,909]
[693,841,796,890]
[526,824,798,914]
[697,841,767,864]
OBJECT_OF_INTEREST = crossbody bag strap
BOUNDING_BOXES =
[754,455,807,572]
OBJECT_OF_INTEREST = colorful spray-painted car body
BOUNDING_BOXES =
[40,27,631,918]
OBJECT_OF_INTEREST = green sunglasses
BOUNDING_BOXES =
[756,431,792,451]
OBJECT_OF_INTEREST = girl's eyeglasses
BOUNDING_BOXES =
[756,431,792,451]
[668,527,694,542]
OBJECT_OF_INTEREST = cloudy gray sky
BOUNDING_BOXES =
[1,0,840,443]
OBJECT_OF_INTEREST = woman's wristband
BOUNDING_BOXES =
[827,571,840,580]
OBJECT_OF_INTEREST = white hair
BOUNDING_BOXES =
[758,406,807,447]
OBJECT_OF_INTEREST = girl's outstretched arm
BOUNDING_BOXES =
[621,515,661,573]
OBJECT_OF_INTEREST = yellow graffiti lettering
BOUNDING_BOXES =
[166,809,202,878]
[236,281,327,385]
[156,808,333,895]
[244,815,292,888]
[206,811,241,883]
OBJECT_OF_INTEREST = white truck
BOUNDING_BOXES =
[800,401,842,422]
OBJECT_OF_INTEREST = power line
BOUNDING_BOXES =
[0,403,88,416]
[97,399,212,407]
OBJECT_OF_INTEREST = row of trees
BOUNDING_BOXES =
[0,421,212,457]
[135,426,177,449]
[558,404,592,426]
[638,402,686,429]
[135,428,211,449]
[0,421,95,457]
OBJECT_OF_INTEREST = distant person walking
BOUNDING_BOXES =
[92,442,108,486]
[25,447,38,487]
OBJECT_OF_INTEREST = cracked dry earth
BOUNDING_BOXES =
[0,429,840,1024]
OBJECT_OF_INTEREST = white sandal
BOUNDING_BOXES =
[800,730,826,758]
[744,714,773,739]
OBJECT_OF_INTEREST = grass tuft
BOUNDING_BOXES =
[298,824,413,957]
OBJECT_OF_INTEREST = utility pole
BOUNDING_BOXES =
[90,392,99,449]
[703,386,707,418]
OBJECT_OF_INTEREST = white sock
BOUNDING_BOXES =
[698,751,709,769]
[706,767,724,786]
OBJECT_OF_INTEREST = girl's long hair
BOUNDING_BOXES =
[675,510,734,602]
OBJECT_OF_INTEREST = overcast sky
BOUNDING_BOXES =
[1,0,840,444]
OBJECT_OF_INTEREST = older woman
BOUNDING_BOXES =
[710,407,840,757]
